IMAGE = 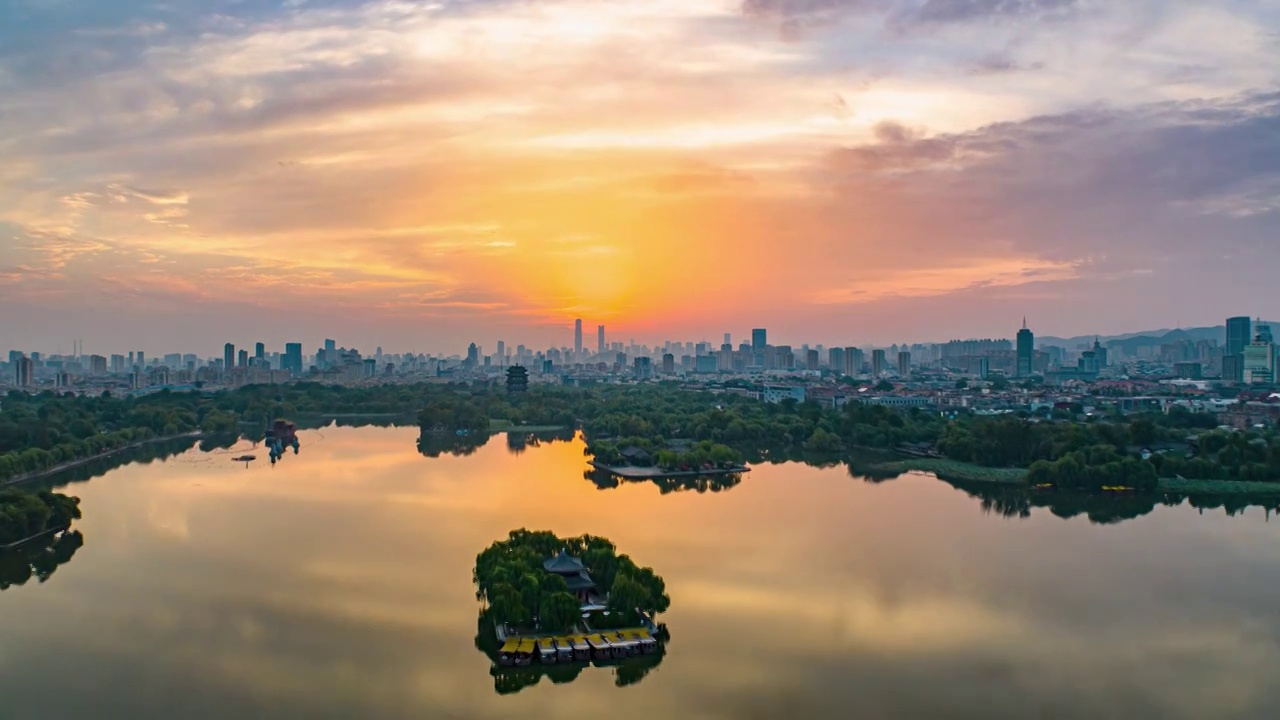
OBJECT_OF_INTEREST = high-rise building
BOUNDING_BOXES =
[805,349,819,371]
[598,326,605,355]
[1243,341,1275,384]
[1016,319,1035,378]
[845,347,862,375]
[829,347,845,374]
[496,341,506,366]
[1226,317,1252,357]
[466,343,480,367]
[723,333,731,346]
[871,349,887,376]
[14,355,33,386]
[662,353,675,375]
[238,349,249,368]
[110,354,126,374]
[752,329,767,352]
[223,343,235,375]
[284,343,304,375]
[89,354,107,375]
[574,319,583,357]
[136,351,145,368]
[897,351,911,377]
[1257,319,1273,344]
[255,342,265,362]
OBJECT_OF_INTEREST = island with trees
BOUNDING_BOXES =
[472,529,670,687]
[0,485,84,589]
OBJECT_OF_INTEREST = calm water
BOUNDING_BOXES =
[3,425,1280,719]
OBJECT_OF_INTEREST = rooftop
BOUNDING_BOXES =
[543,549,586,574]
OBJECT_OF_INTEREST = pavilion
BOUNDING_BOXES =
[544,550,597,605]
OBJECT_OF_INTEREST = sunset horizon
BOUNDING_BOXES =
[3,0,1278,354]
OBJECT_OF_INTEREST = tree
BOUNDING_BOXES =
[873,380,895,392]
[608,574,650,613]
[539,592,581,632]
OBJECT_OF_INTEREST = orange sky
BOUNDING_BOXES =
[2,0,1278,354]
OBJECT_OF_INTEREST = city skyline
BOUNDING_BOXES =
[2,1,1279,351]
[5,314,1277,362]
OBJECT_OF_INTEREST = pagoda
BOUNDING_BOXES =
[543,550,596,604]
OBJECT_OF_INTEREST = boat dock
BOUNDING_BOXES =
[496,628,659,667]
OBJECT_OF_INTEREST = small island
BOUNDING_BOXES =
[473,529,669,676]
[586,438,750,479]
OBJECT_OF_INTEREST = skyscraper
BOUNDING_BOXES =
[574,319,583,357]
[752,329,767,352]
[1226,316,1252,382]
[897,351,911,377]
[496,340,506,366]
[284,343,304,375]
[871,349,886,376]
[255,342,265,362]
[597,325,605,355]
[14,355,32,386]
[1016,319,1034,378]
[238,349,249,368]
[224,343,235,375]
[1226,317,1252,357]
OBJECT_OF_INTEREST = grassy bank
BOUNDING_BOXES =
[861,458,1029,485]
[871,457,1280,496]
[488,420,570,433]
[1157,477,1280,495]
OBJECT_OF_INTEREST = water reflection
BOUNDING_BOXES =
[0,530,84,590]
[3,426,1279,719]
[857,458,1280,525]
[582,468,743,494]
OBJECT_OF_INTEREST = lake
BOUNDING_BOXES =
[3,425,1280,719]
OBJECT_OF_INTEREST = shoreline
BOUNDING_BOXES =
[2,431,202,487]
[588,461,750,479]
[864,457,1280,496]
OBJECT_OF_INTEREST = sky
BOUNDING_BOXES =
[2,0,1279,356]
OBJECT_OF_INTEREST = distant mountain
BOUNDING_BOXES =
[1038,322,1277,351]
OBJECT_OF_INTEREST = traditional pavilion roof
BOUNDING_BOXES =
[543,549,587,574]
[562,572,596,591]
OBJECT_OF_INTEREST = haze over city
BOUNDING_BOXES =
[3,0,1279,353]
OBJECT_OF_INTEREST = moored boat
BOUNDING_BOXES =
[586,634,613,660]
[554,636,574,662]
[607,632,636,657]
[633,629,658,654]
[570,635,591,661]
[515,638,536,666]
[536,638,558,664]
[498,638,520,666]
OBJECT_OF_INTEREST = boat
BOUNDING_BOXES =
[515,638,536,666]
[232,455,256,462]
[554,636,574,662]
[586,634,613,660]
[536,638,558,664]
[632,628,659,654]
[497,638,520,667]
[569,635,591,661]
[607,631,638,657]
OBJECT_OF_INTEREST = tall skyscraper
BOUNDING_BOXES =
[223,343,235,375]
[284,343,304,375]
[752,328,767,352]
[496,341,506,366]
[238,349,249,368]
[1016,319,1034,378]
[597,325,605,355]
[136,351,145,367]
[1225,316,1252,382]
[255,342,265,362]
[897,351,912,377]
[574,319,583,357]
[1226,316,1252,357]
[724,333,731,346]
